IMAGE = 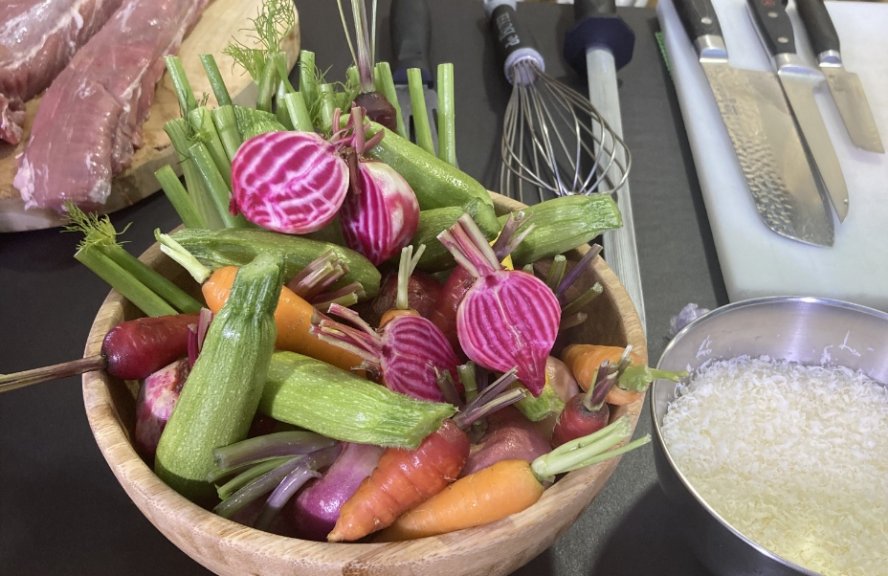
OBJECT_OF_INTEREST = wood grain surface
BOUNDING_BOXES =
[0,0,300,233]
[81,194,648,576]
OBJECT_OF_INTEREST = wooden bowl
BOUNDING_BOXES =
[82,194,647,576]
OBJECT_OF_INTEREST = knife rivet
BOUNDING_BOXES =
[701,16,713,25]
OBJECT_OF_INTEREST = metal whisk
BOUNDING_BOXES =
[484,0,631,204]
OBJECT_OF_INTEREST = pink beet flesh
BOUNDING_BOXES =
[134,357,190,460]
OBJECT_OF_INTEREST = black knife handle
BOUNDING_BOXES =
[574,0,616,20]
[672,0,723,42]
[563,0,635,74]
[390,0,432,83]
[747,0,797,57]
[795,0,840,56]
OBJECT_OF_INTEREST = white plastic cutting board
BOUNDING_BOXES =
[657,0,888,312]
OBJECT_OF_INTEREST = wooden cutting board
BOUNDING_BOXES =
[657,0,888,312]
[0,0,300,233]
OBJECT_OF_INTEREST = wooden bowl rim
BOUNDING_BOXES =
[81,193,647,574]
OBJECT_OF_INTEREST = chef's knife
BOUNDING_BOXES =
[747,0,848,222]
[795,0,883,153]
[673,0,834,246]
[563,0,646,332]
[390,0,438,151]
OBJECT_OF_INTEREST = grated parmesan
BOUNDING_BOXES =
[661,356,888,576]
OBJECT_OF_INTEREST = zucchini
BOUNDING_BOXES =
[154,252,283,504]
[502,194,623,267]
[409,200,501,272]
[169,227,381,299]
[260,351,457,449]
[364,122,500,234]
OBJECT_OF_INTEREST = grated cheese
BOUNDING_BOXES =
[661,356,888,576]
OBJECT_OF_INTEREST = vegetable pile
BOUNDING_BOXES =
[67,0,683,544]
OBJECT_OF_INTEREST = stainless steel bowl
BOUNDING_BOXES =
[650,296,888,576]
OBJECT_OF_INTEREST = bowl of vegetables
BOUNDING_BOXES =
[650,296,888,576]
[80,188,652,576]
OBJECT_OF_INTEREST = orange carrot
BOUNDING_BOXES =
[326,418,470,542]
[377,459,543,541]
[377,416,650,541]
[202,266,364,372]
[561,343,645,406]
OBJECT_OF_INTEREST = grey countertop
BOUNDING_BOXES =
[0,0,728,573]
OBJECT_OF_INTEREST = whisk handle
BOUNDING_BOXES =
[563,0,635,75]
[483,0,545,85]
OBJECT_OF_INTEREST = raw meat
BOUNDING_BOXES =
[13,0,209,212]
[0,0,125,144]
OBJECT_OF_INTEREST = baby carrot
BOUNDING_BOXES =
[203,266,364,372]
[326,418,470,542]
[561,344,645,406]
[377,416,650,541]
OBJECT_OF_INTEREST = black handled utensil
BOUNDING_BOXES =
[390,0,438,151]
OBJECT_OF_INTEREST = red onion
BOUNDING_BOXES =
[437,214,561,396]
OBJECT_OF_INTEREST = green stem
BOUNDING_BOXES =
[211,105,243,162]
[316,83,338,133]
[531,416,650,483]
[407,68,434,154]
[283,92,314,132]
[187,107,231,188]
[200,54,233,107]
[213,456,292,499]
[437,63,457,166]
[75,247,178,317]
[164,118,226,230]
[255,56,278,113]
[165,55,198,116]
[189,141,243,229]
[374,62,407,138]
[155,165,204,229]
[155,230,214,285]
[298,50,318,112]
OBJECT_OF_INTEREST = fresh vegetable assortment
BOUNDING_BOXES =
[62,0,684,545]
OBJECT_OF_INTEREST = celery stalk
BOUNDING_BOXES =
[407,68,435,154]
[374,61,407,138]
[200,54,233,107]
[211,105,243,162]
[283,92,313,132]
[154,165,204,229]
[75,248,178,317]
[437,63,457,166]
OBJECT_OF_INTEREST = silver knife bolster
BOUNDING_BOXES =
[816,49,844,68]
[775,52,822,77]
[695,34,728,60]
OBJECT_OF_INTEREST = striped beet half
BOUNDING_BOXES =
[340,159,419,266]
[379,314,460,402]
[456,269,561,396]
[437,213,562,397]
[311,304,459,403]
[230,131,349,234]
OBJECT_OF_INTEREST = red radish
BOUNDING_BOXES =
[134,357,190,459]
[437,214,561,396]
[311,303,460,402]
[551,355,625,447]
[367,266,443,326]
[288,442,384,541]
[229,129,349,234]
[339,107,419,265]
[461,406,550,477]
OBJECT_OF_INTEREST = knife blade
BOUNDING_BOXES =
[673,0,834,246]
[563,0,646,332]
[795,0,883,153]
[390,0,438,151]
[747,0,848,222]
